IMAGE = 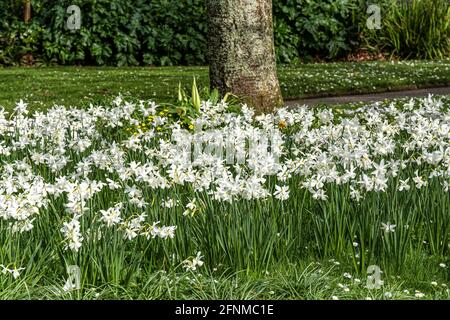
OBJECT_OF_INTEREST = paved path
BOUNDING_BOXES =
[285,86,450,107]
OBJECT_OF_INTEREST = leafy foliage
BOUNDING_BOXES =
[1,0,208,66]
[0,0,449,66]
[273,0,361,63]
[362,0,450,60]
[129,78,241,134]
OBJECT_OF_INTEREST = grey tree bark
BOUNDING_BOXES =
[207,0,283,113]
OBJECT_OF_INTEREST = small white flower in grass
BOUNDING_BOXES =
[184,252,204,271]
[60,218,83,252]
[384,292,393,298]
[442,181,449,192]
[431,281,438,286]
[12,219,35,233]
[99,205,122,227]
[0,264,25,279]
[159,226,177,239]
[332,296,339,300]
[381,222,396,233]
[148,221,161,239]
[11,267,24,279]
[15,99,28,115]
[343,272,352,279]
[113,95,123,106]
[439,263,446,268]
[338,283,350,292]
[398,178,410,191]
[124,227,138,240]
[163,198,179,208]
[311,188,328,201]
[414,291,425,298]
[192,252,204,268]
[349,187,362,202]
[274,185,290,201]
[106,178,121,190]
[352,242,358,247]
[63,280,77,292]
[413,171,427,189]
[183,199,198,217]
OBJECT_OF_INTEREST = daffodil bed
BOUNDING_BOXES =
[0,95,448,299]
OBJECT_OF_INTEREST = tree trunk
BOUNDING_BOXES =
[24,0,31,23]
[207,0,283,114]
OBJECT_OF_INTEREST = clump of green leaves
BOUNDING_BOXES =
[129,78,240,134]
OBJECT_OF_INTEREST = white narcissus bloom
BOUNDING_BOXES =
[124,227,138,240]
[159,226,177,239]
[398,178,410,191]
[183,199,198,216]
[15,99,28,115]
[99,204,123,227]
[192,252,204,268]
[274,185,290,201]
[163,198,178,208]
[0,264,25,279]
[381,222,396,233]
[413,171,428,189]
[184,252,204,271]
[312,189,328,201]
[61,218,84,252]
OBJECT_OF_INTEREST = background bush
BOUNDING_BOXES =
[363,0,450,60]
[273,0,362,63]
[0,0,449,66]
[0,0,208,66]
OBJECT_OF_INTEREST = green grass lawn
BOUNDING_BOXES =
[0,60,449,111]
[3,259,448,300]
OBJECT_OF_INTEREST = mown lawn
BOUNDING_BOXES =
[0,60,449,111]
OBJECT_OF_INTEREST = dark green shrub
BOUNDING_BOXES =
[0,0,208,66]
[0,20,44,66]
[0,0,448,66]
[273,0,361,63]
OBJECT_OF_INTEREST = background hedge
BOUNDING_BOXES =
[0,0,449,66]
